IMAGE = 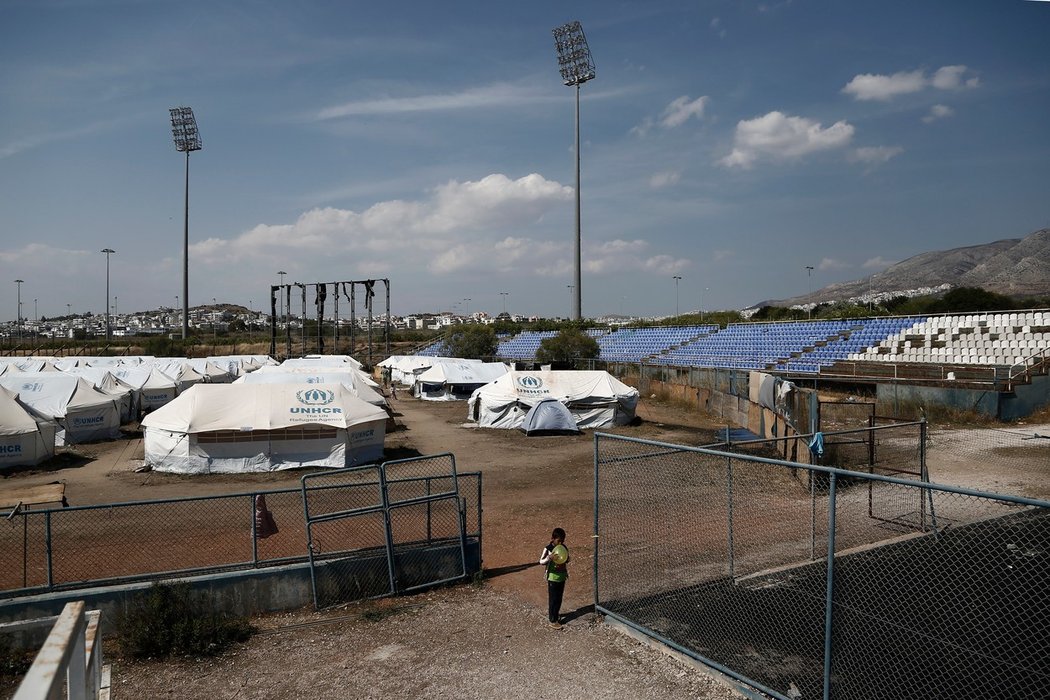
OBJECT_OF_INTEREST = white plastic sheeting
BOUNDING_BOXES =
[141,383,387,474]
[0,386,57,468]
[0,373,121,445]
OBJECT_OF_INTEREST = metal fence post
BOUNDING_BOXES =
[45,511,53,590]
[726,454,735,580]
[250,494,259,567]
[822,472,838,700]
[378,465,397,595]
[593,433,600,613]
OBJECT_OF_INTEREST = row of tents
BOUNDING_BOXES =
[0,355,275,469]
[378,355,639,433]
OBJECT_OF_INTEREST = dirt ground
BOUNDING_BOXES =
[3,392,1049,699]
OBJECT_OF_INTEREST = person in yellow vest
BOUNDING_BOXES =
[539,527,570,629]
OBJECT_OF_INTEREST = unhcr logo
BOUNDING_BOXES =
[292,388,342,415]
[296,388,335,406]
[516,375,549,396]
[517,376,543,390]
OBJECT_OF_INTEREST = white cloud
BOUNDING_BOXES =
[719,111,854,169]
[315,83,549,120]
[863,256,894,269]
[187,173,689,283]
[631,95,708,136]
[661,96,708,129]
[931,65,979,90]
[643,255,690,275]
[922,104,955,123]
[842,65,980,101]
[818,257,849,271]
[710,17,727,39]
[849,145,904,165]
[649,170,681,189]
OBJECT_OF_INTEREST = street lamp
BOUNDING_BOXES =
[701,287,709,324]
[170,106,202,340]
[213,297,217,339]
[552,20,596,322]
[14,279,23,344]
[249,299,253,341]
[499,292,508,315]
[805,265,815,320]
[673,276,682,319]
[101,248,115,342]
[174,295,179,329]
[463,298,471,318]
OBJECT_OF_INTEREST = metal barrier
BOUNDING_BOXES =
[0,469,481,598]
[301,454,470,609]
[594,432,1050,699]
[5,601,109,699]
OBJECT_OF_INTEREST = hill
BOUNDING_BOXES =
[764,228,1050,308]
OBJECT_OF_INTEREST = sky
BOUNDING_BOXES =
[2,0,1049,322]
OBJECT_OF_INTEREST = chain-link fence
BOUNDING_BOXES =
[0,462,481,600]
[302,454,472,609]
[594,432,1050,699]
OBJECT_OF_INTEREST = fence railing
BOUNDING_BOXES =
[594,432,1050,699]
[0,470,481,599]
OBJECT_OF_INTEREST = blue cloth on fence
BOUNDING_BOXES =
[809,432,825,457]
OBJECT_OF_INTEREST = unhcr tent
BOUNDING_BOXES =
[257,364,380,389]
[141,383,388,474]
[61,367,135,423]
[237,370,387,407]
[0,386,57,468]
[110,366,179,417]
[414,362,509,401]
[151,360,207,392]
[281,355,363,370]
[0,373,121,445]
[520,398,579,436]
[468,370,638,430]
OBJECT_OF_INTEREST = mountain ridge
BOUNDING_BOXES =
[760,228,1050,308]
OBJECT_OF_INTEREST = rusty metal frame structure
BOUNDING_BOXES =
[269,278,390,365]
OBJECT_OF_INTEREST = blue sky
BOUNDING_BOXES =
[2,0,1049,321]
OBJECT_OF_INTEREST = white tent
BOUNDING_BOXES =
[379,356,482,386]
[185,359,235,383]
[257,364,380,388]
[281,355,363,370]
[468,370,638,430]
[141,383,388,474]
[60,367,135,423]
[0,386,57,468]
[109,366,179,417]
[237,370,387,407]
[414,361,509,401]
[150,360,207,392]
[0,373,122,445]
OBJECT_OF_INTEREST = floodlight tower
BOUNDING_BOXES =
[101,249,115,342]
[170,107,202,339]
[552,20,596,322]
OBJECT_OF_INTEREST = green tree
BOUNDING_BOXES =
[443,324,498,359]
[535,329,600,368]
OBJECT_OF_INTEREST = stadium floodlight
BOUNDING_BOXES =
[101,249,115,342]
[170,106,202,339]
[552,20,596,322]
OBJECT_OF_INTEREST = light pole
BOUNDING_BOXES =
[567,285,574,319]
[14,279,23,344]
[101,248,115,342]
[463,298,471,319]
[499,292,508,316]
[673,276,682,319]
[249,299,253,341]
[701,287,709,324]
[213,297,217,340]
[805,265,815,319]
[277,270,287,325]
[170,106,202,340]
[66,303,71,318]
[174,295,179,329]
[553,20,596,322]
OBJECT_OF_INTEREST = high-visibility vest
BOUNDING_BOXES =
[546,553,568,582]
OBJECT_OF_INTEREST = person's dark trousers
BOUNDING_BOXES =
[548,580,565,623]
